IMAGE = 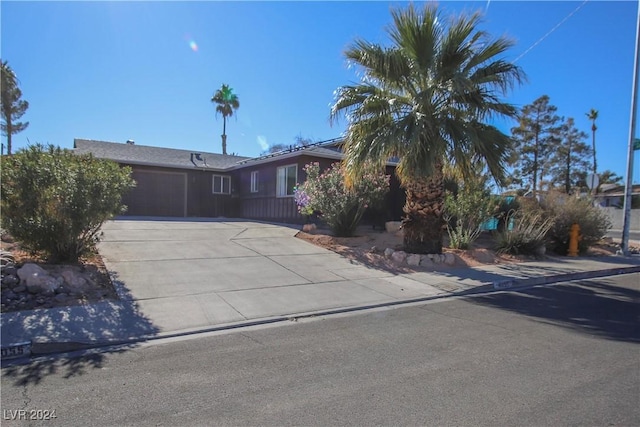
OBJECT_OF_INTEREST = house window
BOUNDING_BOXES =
[250,171,259,193]
[276,164,297,197]
[212,175,231,194]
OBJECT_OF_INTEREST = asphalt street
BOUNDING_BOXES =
[2,274,638,427]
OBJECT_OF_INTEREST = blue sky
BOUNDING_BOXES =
[2,1,638,183]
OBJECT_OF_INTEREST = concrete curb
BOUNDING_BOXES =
[2,266,639,363]
[487,265,640,292]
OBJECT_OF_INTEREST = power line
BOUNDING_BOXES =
[514,0,589,63]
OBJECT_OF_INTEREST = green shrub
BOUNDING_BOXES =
[444,180,497,249]
[1,144,135,262]
[494,209,554,256]
[446,219,482,250]
[295,162,389,237]
[540,192,612,254]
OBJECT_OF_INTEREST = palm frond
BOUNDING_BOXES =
[331,3,523,187]
[211,83,240,119]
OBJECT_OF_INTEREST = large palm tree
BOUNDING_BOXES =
[211,84,239,155]
[331,4,525,254]
[586,108,598,192]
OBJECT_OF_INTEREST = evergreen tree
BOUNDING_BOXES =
[548,117,591,193]
[1,60,29,155]
[510,95,562,195]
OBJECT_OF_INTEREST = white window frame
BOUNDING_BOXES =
[276,164,298,197]
[250,171,259,193]
[212,175,231,194]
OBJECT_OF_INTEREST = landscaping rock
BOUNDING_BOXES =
[54,293,69,302]
[535,245,547,257]
[41,288,57,297]
[444,253,456,266]
[25,275,63,294]
[2,274,19,287]
[93,289,108,298]
[302,223,317,232]
[391,251,407,264]
[27,283,40,294]
[17,263,48,281]
[61,269,88,289]
[419,255,433,267]
[385,221,402,233]
[406,254,421,266]
[12,284,26,293]
[384,248,395,259]
[3,265,17,276]
[3,290,17,300]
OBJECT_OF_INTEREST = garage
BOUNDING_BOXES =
[123,169,187,217]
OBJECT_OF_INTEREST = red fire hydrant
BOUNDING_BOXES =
[568,223,581,257]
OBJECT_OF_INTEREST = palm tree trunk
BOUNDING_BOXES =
[7,122,12,155]
[401,165,445,254]
[591,125,597,175]
[591,125,597,195]
[221,117,227,155]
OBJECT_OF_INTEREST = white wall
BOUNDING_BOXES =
[602,207,640,231]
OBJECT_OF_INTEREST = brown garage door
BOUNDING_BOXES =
[123,170,187,217]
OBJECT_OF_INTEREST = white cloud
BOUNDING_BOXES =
[257,135,269,151]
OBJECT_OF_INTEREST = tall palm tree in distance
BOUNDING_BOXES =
[211,84,239,155]
[586,108,598,192]
[331,4,525,254]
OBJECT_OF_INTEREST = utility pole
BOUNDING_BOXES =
[621,0,640,256]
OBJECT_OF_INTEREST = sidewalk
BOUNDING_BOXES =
[3,254,639,357]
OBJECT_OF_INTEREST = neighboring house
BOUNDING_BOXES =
[73,138,404,223]
[595,183,640,208]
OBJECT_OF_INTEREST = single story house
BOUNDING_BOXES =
[73,138,404,224]
[594,183,640,208]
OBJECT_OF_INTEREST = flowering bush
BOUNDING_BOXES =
[295,162,390,237]
[293,187,314,217]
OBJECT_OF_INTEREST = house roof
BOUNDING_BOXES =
[73,137,398,171]
[595,184,640,197]
[235,138,399,167]
[235,139,345,167]
[73,139,250,171]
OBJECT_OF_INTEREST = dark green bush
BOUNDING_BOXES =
[1,144,135,262]
[540,192,612,254]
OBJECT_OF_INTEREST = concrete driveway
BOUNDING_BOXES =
[99,218,434,334]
